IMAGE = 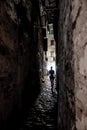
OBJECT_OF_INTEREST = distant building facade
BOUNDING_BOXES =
[46,23,56,72]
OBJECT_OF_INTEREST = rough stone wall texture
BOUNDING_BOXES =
[72,0,87,130]
[38,24,44,81]
[57,0,76,130]
[57,0,87,130]
[0,0,43,122]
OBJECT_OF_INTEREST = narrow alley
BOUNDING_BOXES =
[0,0,87,130]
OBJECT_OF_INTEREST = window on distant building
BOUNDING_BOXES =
[50,40,54,46]
[47,25,53,34]
[50,29,53,34]
[53,57,55,61]
[50,51,54,57]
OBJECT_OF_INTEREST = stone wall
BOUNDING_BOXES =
[57,0,87,130]
[0,0,43,123]
[57,0,76,130]
[72,0,87,130]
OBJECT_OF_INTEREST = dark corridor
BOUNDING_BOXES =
[1,76,58,130]
[0,0,77,130]
[19,76,57,130]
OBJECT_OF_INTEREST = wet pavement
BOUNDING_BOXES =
[20,76,58,130]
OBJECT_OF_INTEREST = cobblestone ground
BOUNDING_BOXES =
[20,76,58,130]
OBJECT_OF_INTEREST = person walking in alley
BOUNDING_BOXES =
[49,66,55,91]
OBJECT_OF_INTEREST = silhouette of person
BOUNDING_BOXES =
[49,66,55,89]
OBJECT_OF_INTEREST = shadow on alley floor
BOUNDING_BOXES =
[19,76,58,130]
[0,76,58,130]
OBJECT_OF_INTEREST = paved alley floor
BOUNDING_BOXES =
[20,76,58,130]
